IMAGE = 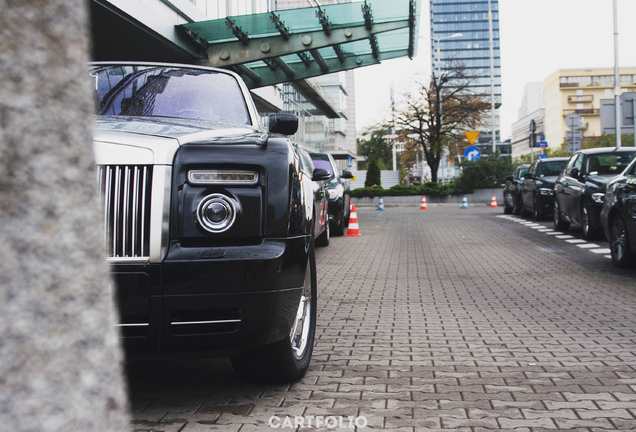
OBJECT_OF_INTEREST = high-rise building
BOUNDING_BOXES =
[429,0,501,148]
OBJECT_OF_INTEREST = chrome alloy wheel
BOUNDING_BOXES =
[610,214,632,267]
[290,262,312,359]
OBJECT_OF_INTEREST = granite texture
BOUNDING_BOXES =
[0,2,130,430]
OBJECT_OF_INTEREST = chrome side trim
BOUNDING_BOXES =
[115,323,149,327]
[171,319,242,326]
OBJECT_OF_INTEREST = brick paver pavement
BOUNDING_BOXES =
[128,206,636,431]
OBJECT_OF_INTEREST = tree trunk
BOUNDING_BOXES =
[0,2,130,431]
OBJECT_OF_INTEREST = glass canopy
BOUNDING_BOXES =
[180,0,420,89]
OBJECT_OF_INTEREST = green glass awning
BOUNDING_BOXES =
[180,0,420,89]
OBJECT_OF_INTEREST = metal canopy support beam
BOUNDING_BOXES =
[240,49,410,90]
[310,49,329,73]
[196,21,410,68]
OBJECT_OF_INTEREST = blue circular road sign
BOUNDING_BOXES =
[464,145,481,162]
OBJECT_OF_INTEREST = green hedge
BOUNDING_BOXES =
[351,181,471,198]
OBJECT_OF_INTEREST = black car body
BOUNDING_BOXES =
[91,62,330,382]
[601,158,636,267]
[309,152,353,236]
[554,147,636,239]
[503,164,529,215]
[520,158,569,220]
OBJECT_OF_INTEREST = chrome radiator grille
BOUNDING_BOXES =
[98,165,153,259]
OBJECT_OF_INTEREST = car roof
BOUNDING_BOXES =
[536,157,570,162]
[575,147,636,155]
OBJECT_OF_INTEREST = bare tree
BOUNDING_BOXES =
[0,2,130,430]
[395,66,488,183]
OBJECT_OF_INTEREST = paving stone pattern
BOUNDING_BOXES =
[127,206,636,431]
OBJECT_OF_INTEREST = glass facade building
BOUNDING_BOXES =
[430,0,501,146]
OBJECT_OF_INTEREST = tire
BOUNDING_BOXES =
[513,195,522,216]
[581,204,598,240]
[343,199,351,227]
[332,206,345,236]
[553,199,570,230]
[609,213,634,268]
[503,197,513,214]
[520,198,529,218]
[231,238,317,382]
[315,218,330,246]
[533,196,542,221]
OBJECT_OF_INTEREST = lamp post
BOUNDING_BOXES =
[432,33,463,81]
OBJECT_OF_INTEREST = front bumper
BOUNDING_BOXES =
[111,236,309,357]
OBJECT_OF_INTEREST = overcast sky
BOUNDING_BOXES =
[354,0,636,141]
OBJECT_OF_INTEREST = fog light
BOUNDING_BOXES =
[196,194,236,233]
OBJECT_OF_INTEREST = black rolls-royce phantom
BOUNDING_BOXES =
[91,62,329,382]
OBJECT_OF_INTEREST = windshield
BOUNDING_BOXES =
[91,65,251,125]
[536,161,567,177]
[586,152,636,175]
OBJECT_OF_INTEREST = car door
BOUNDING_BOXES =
[520,161,538,213]
[558,153,584,223]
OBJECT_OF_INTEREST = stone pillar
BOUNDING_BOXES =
[0,1,130,431]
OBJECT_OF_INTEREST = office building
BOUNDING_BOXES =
[544,67,636,149]
[429,0,501,148]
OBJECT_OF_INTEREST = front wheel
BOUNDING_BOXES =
[332,203,345,237]
[553,199,570,230]
[533,196,542,221]
[581,204,599,240]
[231,238,317,382]
[315,219,330,246]
[609,214,634,268]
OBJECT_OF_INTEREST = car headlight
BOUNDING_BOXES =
[538,188,553,195]
[196,194,237,233]
[188,169,258,185]
[591,193,605,204]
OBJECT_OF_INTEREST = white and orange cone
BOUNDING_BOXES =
[345,204,362,237]
[490,194,498,208]
[420,195,428,210]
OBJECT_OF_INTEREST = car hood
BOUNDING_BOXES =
[585,174,614,190]
[535,176,558,188]
[93,116,267,166]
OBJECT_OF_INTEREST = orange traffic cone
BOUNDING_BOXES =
[490,194,498,208]
[345,204,362,237]
[420,195,428,210]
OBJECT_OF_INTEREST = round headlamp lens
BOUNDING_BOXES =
[197,194,236,233]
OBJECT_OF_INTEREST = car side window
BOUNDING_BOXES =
[296,147,315,176]
[628,161,636,177]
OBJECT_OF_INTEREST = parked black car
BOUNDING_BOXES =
[520,157,569,220]
[601,157,636,267]
[554,147,636,239]
[503,164,529,215]
[90,62,331,382]
[296,147,330,246]
[309,152,353,236]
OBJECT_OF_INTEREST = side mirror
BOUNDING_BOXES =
[523,172,534,179]
[570,167,580,178]
[341,170,353,179]
[269,113,298,136]
[506,175,514,181]
[312,168,331,182]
